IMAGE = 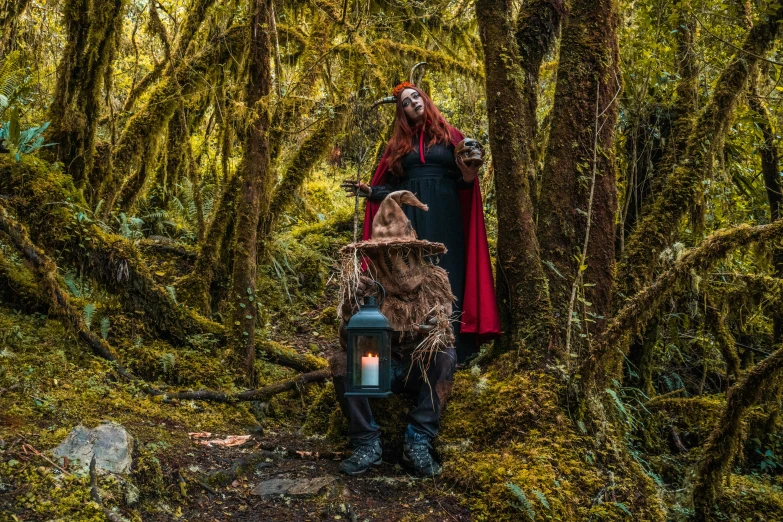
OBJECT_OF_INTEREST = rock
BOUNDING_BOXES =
[308,343,320,354]
[52,422,134,474]
[251,475,340,499]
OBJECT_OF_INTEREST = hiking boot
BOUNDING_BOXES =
[403,430,442,477]
[339,439,382,475]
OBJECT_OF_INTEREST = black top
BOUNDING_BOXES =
[369,139,475,361]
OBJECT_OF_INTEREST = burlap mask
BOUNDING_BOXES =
[340,191,453,333]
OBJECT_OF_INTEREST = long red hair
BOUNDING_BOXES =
[384,86,451,176]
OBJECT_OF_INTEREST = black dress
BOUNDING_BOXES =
[369,140,475,360]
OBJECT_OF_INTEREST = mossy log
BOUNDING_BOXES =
[0,244,45,311]
[692,343,783,521]
[163,369,330,403]
[584,218,783,389]
[0,155,324,372]
[0,201,126,370]
[476,0,553,357]
[619,10,783,296]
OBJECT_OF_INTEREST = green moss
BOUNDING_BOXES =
[439,354,664,521]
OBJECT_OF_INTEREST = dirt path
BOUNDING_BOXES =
[170,431,470,522]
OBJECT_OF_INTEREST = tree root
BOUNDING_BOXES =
[692,343,783,521]
[0,156,325,373]
[90,456,128,522]
[163,369,330,403]
[583,219,783,389]
[0,203,124,367]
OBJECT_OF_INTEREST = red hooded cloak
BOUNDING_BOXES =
[362,126,501,345]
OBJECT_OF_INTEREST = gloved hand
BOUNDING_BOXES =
[341,179,372,197]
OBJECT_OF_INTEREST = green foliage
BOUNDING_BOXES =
[83,302,96,329]
[506,482,536,521]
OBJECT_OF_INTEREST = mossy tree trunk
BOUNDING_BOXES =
[228,0,273,384]
[257,107,346,256]
[515,0,563,205]
[48,0,124,190]
[536,0,620,350]
[618,10,783,297]
[749,68,783,343]
[476,0,553,357]
[0,0,30,56]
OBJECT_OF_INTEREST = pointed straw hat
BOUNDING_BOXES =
[341,191,446,255]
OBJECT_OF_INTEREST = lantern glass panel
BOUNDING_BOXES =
[350,334,381,389]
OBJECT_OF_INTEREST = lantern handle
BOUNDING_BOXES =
[372,281,386,306]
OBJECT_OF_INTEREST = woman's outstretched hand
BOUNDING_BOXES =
[341,179,372,197]
[456,155,480,183]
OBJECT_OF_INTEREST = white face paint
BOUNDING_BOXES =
[400,88,424,123]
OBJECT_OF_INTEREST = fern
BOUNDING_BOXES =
[506,482,536,521]
[0,51,29,121]
[100,317,110,340]
[160,353,176,374]
[532,489,550,511]
[165,285,177,304]
[64,274,82,297]
[83,303,96,330]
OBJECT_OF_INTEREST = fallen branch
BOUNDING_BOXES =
[90,456,127,522]
[164,369,330,403]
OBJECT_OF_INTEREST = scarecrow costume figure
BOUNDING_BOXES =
[331,190,458,477]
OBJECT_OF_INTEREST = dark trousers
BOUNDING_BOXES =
[333,348,457,446]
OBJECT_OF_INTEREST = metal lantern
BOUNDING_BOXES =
[345,286,392,397]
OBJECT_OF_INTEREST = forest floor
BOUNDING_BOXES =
[0,273,471,522]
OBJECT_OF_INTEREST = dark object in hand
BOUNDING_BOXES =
[455,139,485,169]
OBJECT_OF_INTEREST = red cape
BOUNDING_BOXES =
[363,126,501,345]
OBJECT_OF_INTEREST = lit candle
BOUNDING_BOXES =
[361,353,379,386]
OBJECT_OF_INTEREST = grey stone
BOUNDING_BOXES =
[52,422,134,474]
[251,476,340,499]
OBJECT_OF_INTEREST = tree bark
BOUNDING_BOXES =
[48,0,124,189]
[476,0,552,357]
[536,0,620,349]
[748,68,783,343]
[228,0,273,384]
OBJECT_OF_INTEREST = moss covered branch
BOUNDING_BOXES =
[692,343,783,520]
[0,155,324,372]
[163,369,330,403]
[619,10,783,296]
[583,219,783,388]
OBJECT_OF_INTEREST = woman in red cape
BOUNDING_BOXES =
[345,83,500,361]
